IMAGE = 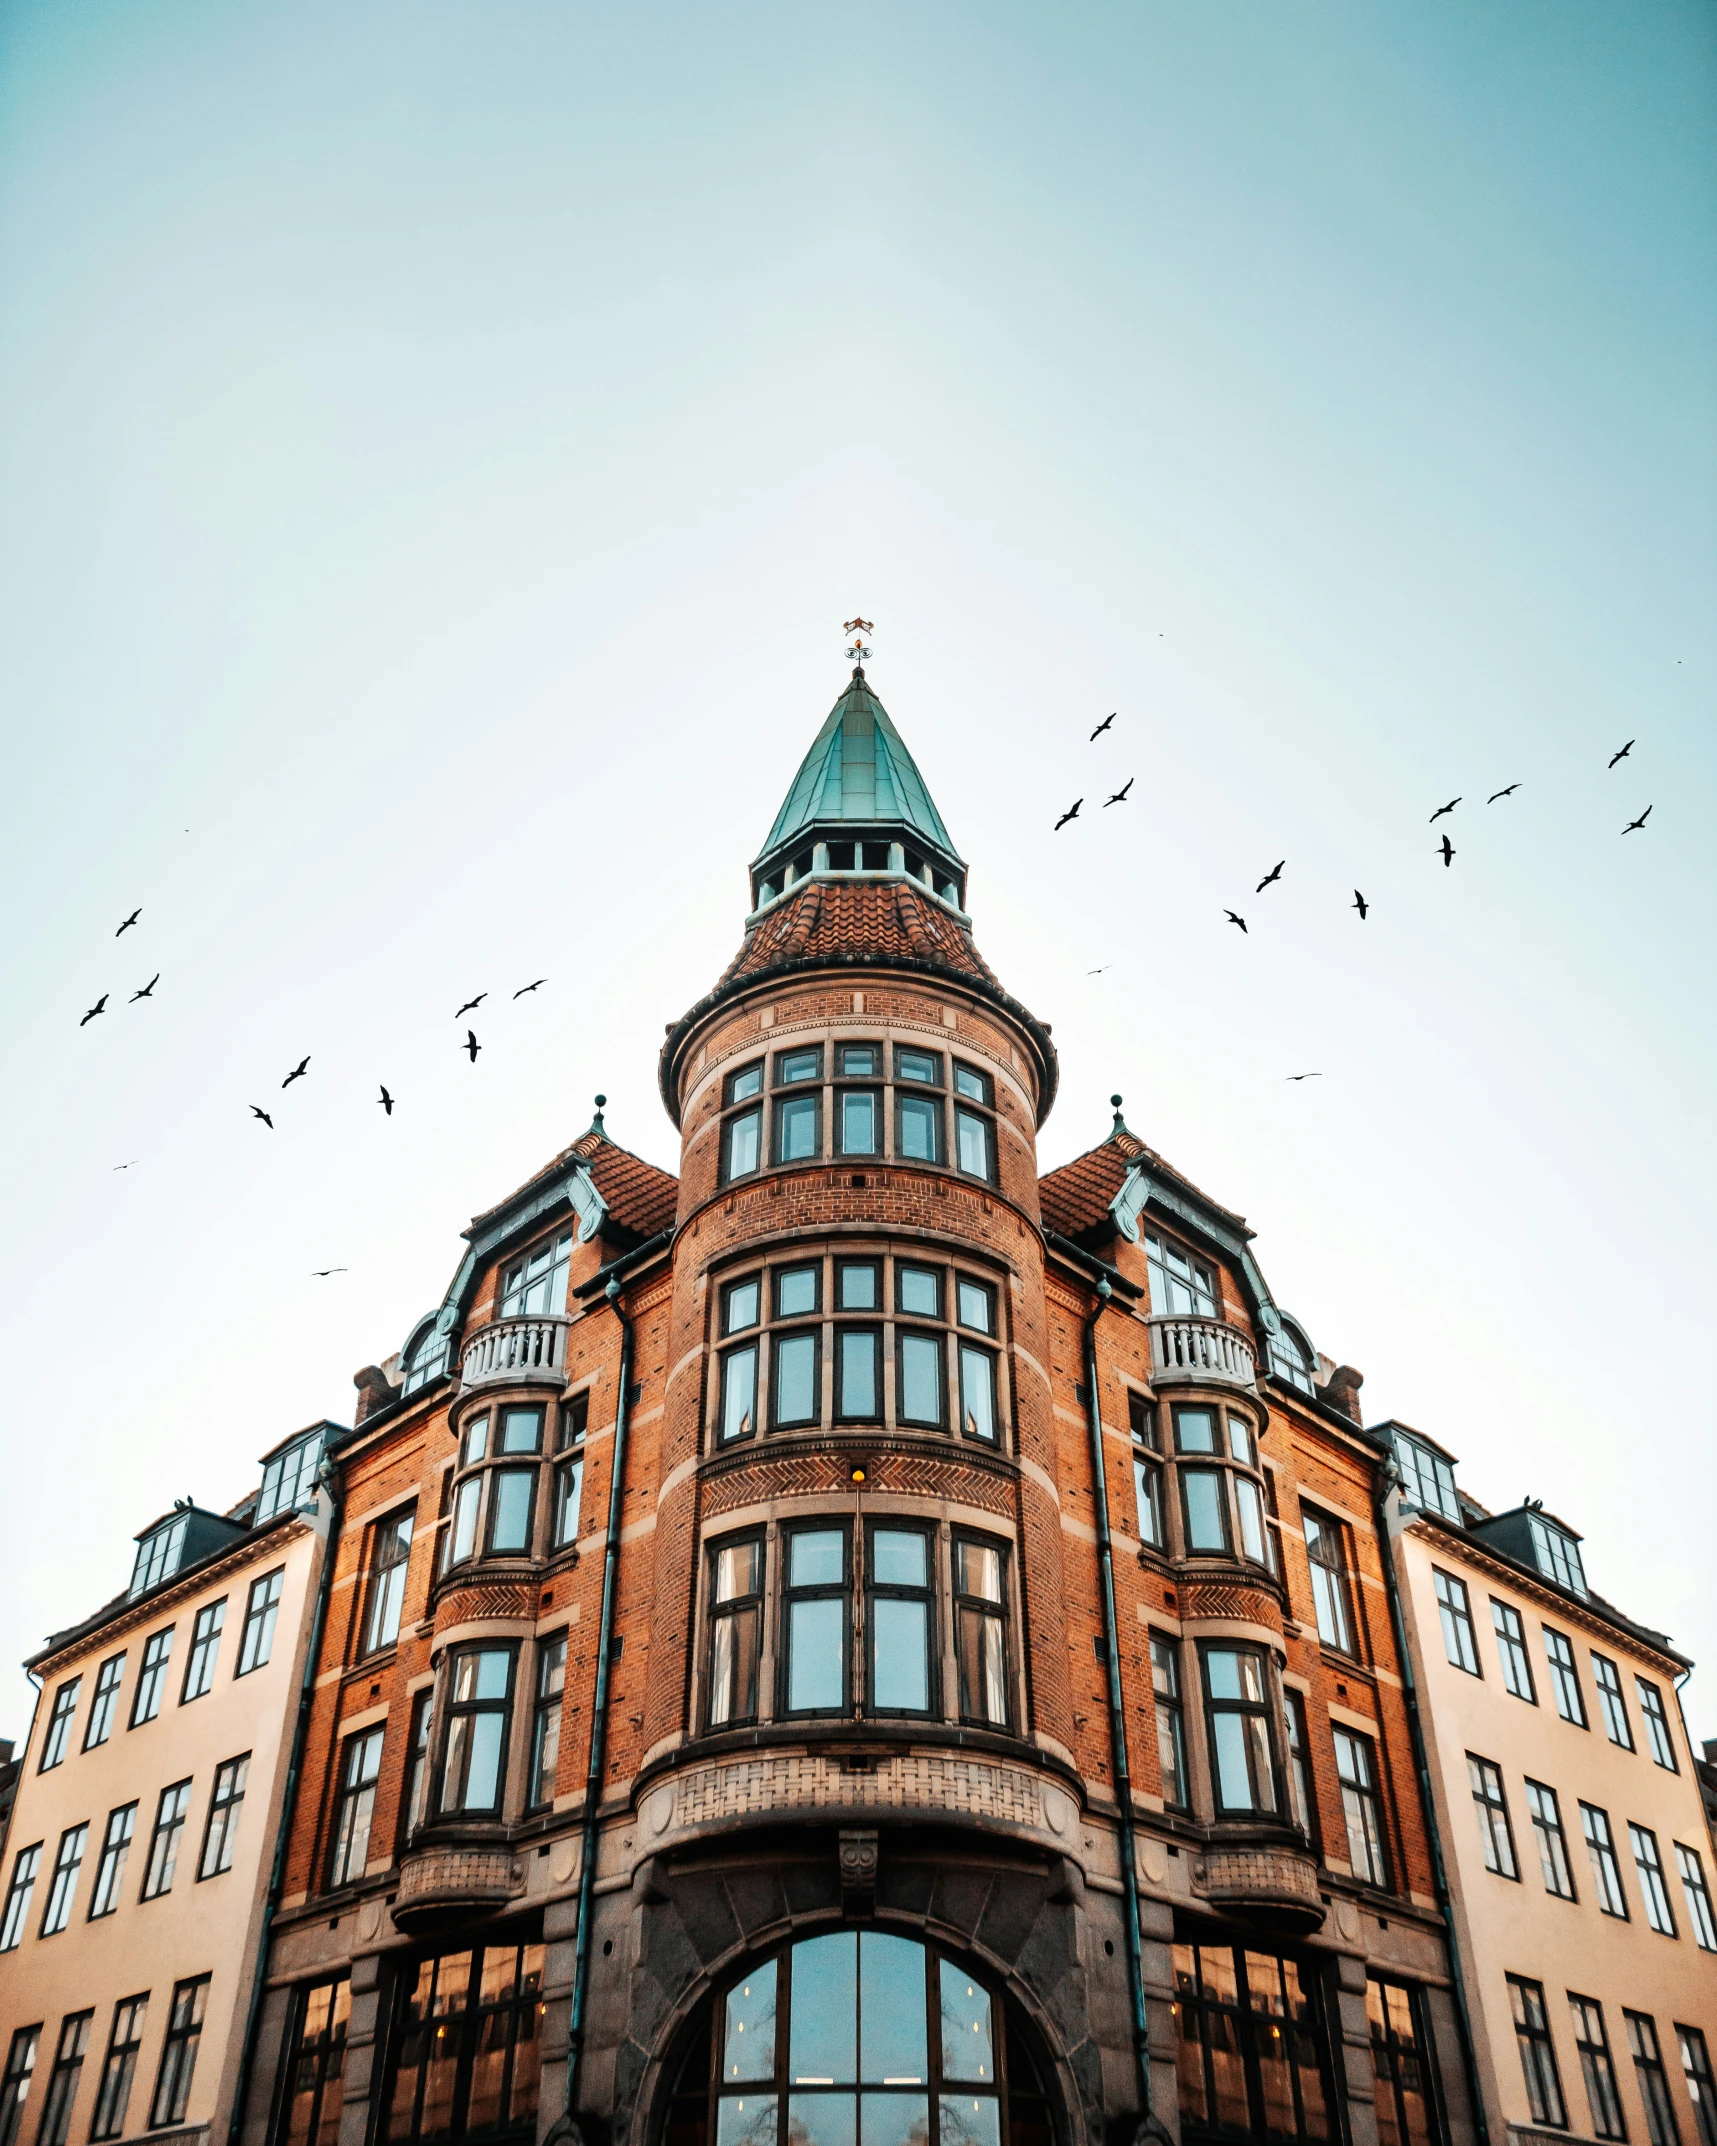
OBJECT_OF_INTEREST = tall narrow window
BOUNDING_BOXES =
[868,1527,935,1716]
[130,1628,174,1726]
[1568,1996,1627,2141]
[719,1342,759,1444]
[38,1681,80,1771]
[1134,1456,1165,1548]
[529,1638,565,1808]
[448,1478,481,1566]
[897,1328,946,1429]
[1627,2014,1682,2146]
[774,1089,821,1165]
[1202,1648,1277,1814]
[237,1568,285,1676]
[772,1327,820,1430]
[1676,1844,1717,1952]
[180,1599,227,1702]
[723,1103,763,1182]
[1334,1730,1387,1887]
[896,1087,943,1164]
[140,1784,190,1901]
[0,2027,38,2146]
[1151,1639,1187,1808]
[1284,1692,1319,1845]
[1638,1680,1679,1770]
[839,1086,879,1157]
[782,1528,848,1717]
[1525,1781,1576,1899]
[708,1538,764,1729]
[1509,1978,1567,2131]
[199,1753,249,1878]
[954,1105,994,1182]
[953,1539,1008,1728]
[1433,1571,1479,1676]
[36,2014,91,2146]
[0,1847,41,1952]
[149,1979,208,2131]
[1467,1756,1518,1878]
[400,1694,433,1849]
[40,1825,88,1933]
[1631,1824,1678,1936]
[958,1342,997,1443]
[384,1942,544,2145]
[1303,1513,1354,1652]
[440,1648,514,1814]
[1582,1803,1629,1916]
[1233,1476,1267,1565]
[363,1514,415,1654]
[1593,1653,1634,1747]
[1181,1469,1229,1554]
[552,1452,583,1548]
[87,1804,136,1920]
[329,1729,384,1886]
[956,1277,995,1334]
[1543,1627,1586,1725]
[1367,1978,1438,2146]
[83,1656,125,1749]
[1678,2028,1717,2146]
[837,1326,881,1421]
[1173,1943,1330,2144]
[485,1467,536,1557]
[1490,1601,1536,1701]
[89,1998,148,2142]
[278,1980,350,2146]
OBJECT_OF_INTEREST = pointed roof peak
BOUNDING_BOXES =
[756,670,961,868]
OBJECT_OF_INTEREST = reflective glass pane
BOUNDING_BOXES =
[897,1051,938,1084]
[959,1348,996,1441]
[791,1532,844,1586]
[860,1935,927,2082]
[956,1543,1003,1603]
[775,1334,818,1424]
[715,1543,762,1602]
[1227,1417,1255,1464]
[778,1268,819,1317]
[1183,1470,1227,1551]
[938,1962,994,2083]
[839,1331,879,1419]
[500,1409,542,1454]
[841,1047,877,1078]
[463,1418,490,1465]
[779,1050,821,1085]
[859,2098,929,2146]
[897,1098,939,1161]
[789,1934,857,2083]
[723,1348,758,1442]
[899,1335,944,1424]
[723,1961,777,2083]
[838,1265,878,1311]
[1213,1715,1255,1810]
[955,1112,991,1179]
[718,2097,778,2146]
[727,1112,761,1178]
[898,1268,939,1316]
[872,1532,927,1587]
[1235,1479,1266,1563]
[489,1470,533,1552]
[956,1282,993,1334]
[790,2096,857,2146]
[726,1282,761,1334]
[788,1599,844,1712]
[841,1093,878,1156]
[1205,1650,1244,1701]
[1176,1409,1217,1454]
[730,1064,764,1101]
[778,1098,819,1161]
[870,1600,929,1712]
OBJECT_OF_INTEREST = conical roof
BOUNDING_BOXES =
[755,671,962,865]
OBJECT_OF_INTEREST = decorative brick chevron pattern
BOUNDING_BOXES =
[703,1454,853,1514]
[671,1751,1044,1831]
[433,1584,536,1631]
[866,1453,1014,1515]
[1177,1582,1281,1628]
[702,1450,1014,1519]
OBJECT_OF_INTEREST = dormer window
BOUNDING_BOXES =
[1267,1324,1314,1395]
[130,1517,189,1599]
[403,1324,449,1396]
[257,1429,328,1524]
[1391,1430,1460,1522]
[1144,1233,1217,1320]
[1527,1516,1587,1597]
[500,1232,572,1320]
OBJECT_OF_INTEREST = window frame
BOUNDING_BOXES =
[148,1978,209,2132]
[1542,1625,1587,1726]
[39,1825,88,1935]
[1592,1651,1634,1748]
[1200,1643,1280,1816]
[90,1997,149,2144]
[894,1085,945,1166]
[483,1464,538,1559]
[1144,1231,1217,1318]
[835,1323,883,1423]
[1582,1802,1630,1918]
[88,1804,137,1920]
[770,1324,821,1432]
[1568,1994,1628,2142]
[180,1597,227,1703]
[1625,2012,1681,2146]
[718,1339,760,1445]
[895,1325,947,1430]
[957,1338,999,1444]
[1676,1842,1717,1952]
[1524,1779,1577,1900]
[129,1627,174,1727]
[38,1681,80,1772]
[1303,1510,1356,1653]
[198,1753,249,1880]
[0,2027,36,2146]
[721,1100,764,1184]
[498,1229,573,1320]
[779,1523,851,1721]
[1434,1569,1480,1677]
[0,1847,41,1954]
[551,1452,584,1549]
[952,1535,1011,1729]
[528,1635,566,1810]
[140,1781,192,1903]
[1490,1598,1537,1703]
[1630,1823,1678,1937]
[772,1086,823,1167]
[1677,2027,1717,2146]
[37,2013,92,2146]
[1467,1754,1519,1880]
[83,1654,125,1750]
[866,1521,938,1720]
[705,1533,766,1732]
[276,1979,351,2146]
[1509,1975,1568,2132]
[1333,1728,1389,1889]
[1637,1678,1679,1771]
[328,1727,384,1888]
[437,1644,517,1817]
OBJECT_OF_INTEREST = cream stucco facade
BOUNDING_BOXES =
[0,1503,326,2146]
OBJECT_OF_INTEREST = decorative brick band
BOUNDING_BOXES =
[702,1450,1015,1519]
[433,1583,536,1633]
[658,1750,1048,1835]
[1176,1582,1282,1629]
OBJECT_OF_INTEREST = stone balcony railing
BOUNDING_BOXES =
[460,1313,571,1391]
[1191,1842,1323,1933]
[391,1844,524,1934]
[1148,1313,1257,1390]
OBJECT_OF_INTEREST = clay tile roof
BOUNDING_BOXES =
[573,1131,679,1238]
[1039,1130,1248,1240]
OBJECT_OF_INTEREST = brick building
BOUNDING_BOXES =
[235,664,1491,2146]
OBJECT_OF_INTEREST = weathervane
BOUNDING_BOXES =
[843,616,873,666]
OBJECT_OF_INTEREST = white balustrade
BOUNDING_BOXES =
[1148,1314,1257,1389]
[460,1313,570,1389]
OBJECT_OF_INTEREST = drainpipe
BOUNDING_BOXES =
[227,1465,346,2146]
[561,1276,635,2138]
[1080,1281,1158,2138]
[1370,1462,1490,2146]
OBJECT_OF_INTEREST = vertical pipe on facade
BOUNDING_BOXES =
[1080,1280,1156,2132]
[561,1275,634,2136]
[1370,1463,1490,2146]
[227,1463,346,2146]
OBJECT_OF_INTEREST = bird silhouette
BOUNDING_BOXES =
[1430,798,1461,823]
[378,1086,395,1115]
[1103,779,1133,807]
[455,993,487,1018]
[1352,890,1369,920]
[115,908,141,936]
[464,1030,482,1062]
[112,1161,139,1171]
[1255,860,1285,892]
[311,1268,347,1277]
[1439,834,1455,866]
[513,979,547,998]
[1286,1073,1322,1082]
[1054,800,1082,831]
[129,975,159,1002]
[1487,784,1520,803]
[250,1105,273,1128]
[1608,740,1634,769]
[281,1056,310,1088]
[1089,713,1115,740]
[1087,965,1113,975]
[1224,911,1248,933]
[79,995,108,1026]
[1622,806,1652,834]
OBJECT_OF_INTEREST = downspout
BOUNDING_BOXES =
[561,1275,635,2138]
[1371,1462,1490,2146]
[1081,1280,1158,2138]
[227,1466,346,2146]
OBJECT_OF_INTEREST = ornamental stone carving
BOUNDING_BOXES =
[1190,1844,1324,1934]
[391,1845,525,1934]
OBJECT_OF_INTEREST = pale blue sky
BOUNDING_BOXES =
[1,2,1713,1734]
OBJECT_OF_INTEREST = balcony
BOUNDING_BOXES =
[1192,1842,1324,1935]
[460,1314,571,1391]
[392,1844,524,1934]
[1148,1314,1257,1390]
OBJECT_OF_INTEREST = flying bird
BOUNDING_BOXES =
[1608,740,1634,769]
[1439,834,1455,866]
[281,1056,310,1088]
[1429,798,1461,824]
[1087,965,1113,975]
[1089,713,1115,740]
[1255,860,1285,892]
[1352,890,1369,920]
[1224,911,1248,933]
[311,1268,348,1277]
[1623,806,1652,834]
[79,995,108,1026]
[1286,1073,1322,1082]
[249,1105,273,1128]
[513,979,547,998]
[1487,784,1520,803]
[129,975,159,1002]
[115,908,141,936]
[1054,800,1082,830]
[1104,779,1133,807]
[455,993,487,1018]
[463,1030,482,1062]
[112,1161,139,1171]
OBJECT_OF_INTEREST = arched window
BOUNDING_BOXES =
[402,1321,450,1397]
[704,1934,1041,2146]
[1266,1323,1313,1396]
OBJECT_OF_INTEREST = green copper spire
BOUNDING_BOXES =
[756,670,962,868]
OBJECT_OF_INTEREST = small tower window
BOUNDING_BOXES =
[826,842,856,870]
[861,841,891,869]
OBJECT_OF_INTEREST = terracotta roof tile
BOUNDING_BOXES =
[470,1131,678,1241]
[1039,1130,1248,1240]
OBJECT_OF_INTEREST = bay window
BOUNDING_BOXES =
[708,1538,765,1729]
[781,1528,849,1717]
[867,1526,935,1717]
[485,1467,536,1556]
[500,1231,571,1319]
[439,1646,515,1815]
[1201,1647,1279,1815]
[1152,1637,1187,1807]
[1145,1233,1216,1317]
[954,1539,1009,1727]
